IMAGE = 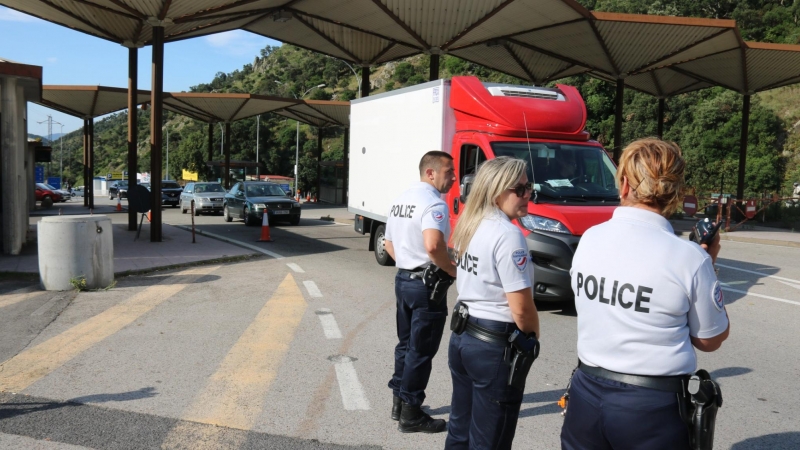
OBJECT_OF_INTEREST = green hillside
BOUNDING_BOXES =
[49,0,800,198]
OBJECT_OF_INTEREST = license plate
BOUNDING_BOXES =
[272,210,289,215]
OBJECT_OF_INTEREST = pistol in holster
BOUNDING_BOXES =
[450,301,469,334]
[422,264,455,304]
[679,369,723,450]
[505,330,540,390]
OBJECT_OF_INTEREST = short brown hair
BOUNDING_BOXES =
[616,138,686,216]
[419,151,453,176]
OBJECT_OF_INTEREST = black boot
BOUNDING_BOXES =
[398,402,446,433]
[391,395,402,421]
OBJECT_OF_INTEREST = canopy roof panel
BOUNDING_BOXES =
[273,100,350,127]
[164,93,299,123]
[38,85,149,118]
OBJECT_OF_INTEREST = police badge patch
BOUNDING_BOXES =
[712,281,725,311]
[512,249,528,272]
[431,209,445,223]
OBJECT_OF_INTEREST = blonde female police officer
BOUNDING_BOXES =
[385,150,456,433]
[561,139,730,450]
[445,156,541,450]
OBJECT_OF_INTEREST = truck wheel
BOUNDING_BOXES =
[373,224,395,266]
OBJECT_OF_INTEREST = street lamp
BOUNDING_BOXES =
[326,56,361,98]
[275,81,325,196]
[55,122,65,185]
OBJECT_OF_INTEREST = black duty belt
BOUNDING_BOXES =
[398,267,426,278]
[578,361,688,393]
[464,321,512,346]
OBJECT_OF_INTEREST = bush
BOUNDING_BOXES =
[394,62,414,83]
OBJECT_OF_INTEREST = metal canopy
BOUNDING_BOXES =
[273,100,350,128]
[36,85,150,118]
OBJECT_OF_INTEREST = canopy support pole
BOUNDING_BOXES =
[360,66,370,98]
[207,122,213,164]
[657,98,665,139]
[613,79,624,163]
[316,127,322,201]
[737,94,750,203]
[343,127,349,205]
[88,118,94,210]
[150,25,164,242]
[429,54,440,81]
[83,119,89,207]
[224,122,231,189]
[127,46,138,230]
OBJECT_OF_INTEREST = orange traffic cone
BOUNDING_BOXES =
[314,195,319,203]
[257,213,272,242]
[115,195,122,211]
[306,192,311,202]
[146,210,151,222]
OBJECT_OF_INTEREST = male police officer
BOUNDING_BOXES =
[385,150,456,433]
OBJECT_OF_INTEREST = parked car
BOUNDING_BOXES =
[72,186,85,197]
[139,182,171,207]
[109,180,128,199]
[35,183,62,207]
[180,182,225,216]
[160,181,183,207]
[224,181,301,226]
[42,183,72,202]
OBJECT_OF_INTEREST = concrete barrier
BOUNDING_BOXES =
[38,215,114,290]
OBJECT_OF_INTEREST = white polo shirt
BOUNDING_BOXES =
[570,207,729,376]
[385,182,449,270]
[455,210,533,323]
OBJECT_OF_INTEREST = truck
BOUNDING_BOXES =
[348,76,619,302]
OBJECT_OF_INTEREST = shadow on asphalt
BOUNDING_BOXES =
[116,274,221,287]
[423,388,565,418]
[536,300,576,317]
[716,257,781,305]
[68,387,158,403]
[191,222,352,257]
[709,366,753,379]
[731,432,800,449]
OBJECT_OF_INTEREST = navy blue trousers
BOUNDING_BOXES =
[388,271,448,406]
[445,318,524,450]
[561,369,691,450]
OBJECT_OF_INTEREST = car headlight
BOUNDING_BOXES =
[254,203,266,209]
[519,215,571,234]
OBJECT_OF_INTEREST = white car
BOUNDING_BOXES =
[43,183,72,202]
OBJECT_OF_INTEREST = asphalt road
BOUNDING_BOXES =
[1,199,799,449]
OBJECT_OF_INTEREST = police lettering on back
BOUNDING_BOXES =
[575,273,652,313]
[390,204,416,218]
[455,252,478,276]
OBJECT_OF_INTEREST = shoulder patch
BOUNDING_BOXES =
[712,281,725,312]
[512,248,528,272]
[431,209,445,223]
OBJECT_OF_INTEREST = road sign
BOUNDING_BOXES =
[111,171,124,180]
[745,200,757,219]
[683,195,697,216]
[35,166,44,183]
[47,177,61,189]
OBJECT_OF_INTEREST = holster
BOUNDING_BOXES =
[506,331,540,390]
[450,302,469,334]
[680,369,723,450]
[423,264,455,303]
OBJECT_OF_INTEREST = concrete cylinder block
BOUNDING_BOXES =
[38,215,114,291]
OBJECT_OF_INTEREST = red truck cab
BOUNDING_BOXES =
[445,77,618,302]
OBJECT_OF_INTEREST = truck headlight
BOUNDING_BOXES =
[519,215,571,234]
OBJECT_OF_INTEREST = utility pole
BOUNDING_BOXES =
[256,115,260,180]
[37,115,62,181]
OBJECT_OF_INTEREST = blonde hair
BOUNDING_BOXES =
[451,157,527,254]
[616,138,685,216]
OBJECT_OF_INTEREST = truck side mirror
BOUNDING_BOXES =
[460,174,475,204]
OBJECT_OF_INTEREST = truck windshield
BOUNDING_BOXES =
[491,142,619,203]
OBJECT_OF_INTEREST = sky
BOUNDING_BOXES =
[0,6,281,139]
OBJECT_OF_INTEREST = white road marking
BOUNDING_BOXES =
[303,280,323,298]
[716,263,800,284]
[30,294,66,317]
[169,224,284,259]
[777,280,800,290]
[721,286,800,307]
[286,263,305,273]
[315,309,342,339]
[328,355,370,410]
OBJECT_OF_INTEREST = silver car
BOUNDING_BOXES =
[180,182,226,215]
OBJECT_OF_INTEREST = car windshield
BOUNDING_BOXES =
[117,181,128,186]
[36,183,49,190]
[194,184,224,193]
[246,184,286,197]
[491,142,619,203]
[44,184,58,190]
[162,182,181,189]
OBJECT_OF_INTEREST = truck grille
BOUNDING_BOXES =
[499,89,559,100]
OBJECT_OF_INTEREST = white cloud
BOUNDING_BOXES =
[0,7,41,23]
[46,57,58,64]
[204,30,264,56]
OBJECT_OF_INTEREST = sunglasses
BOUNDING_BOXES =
[509,182,534,198]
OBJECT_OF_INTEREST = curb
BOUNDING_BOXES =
[169,224,285,259]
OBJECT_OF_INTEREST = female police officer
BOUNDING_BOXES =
[561,138,730,450]
[445,156,540,450]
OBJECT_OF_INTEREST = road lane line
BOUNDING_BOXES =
[0,266,219,393]
[777,280,800,290]
[716,263,800,284]
[0,286,40,310]
[329,355,370,410]
[303,280,323,298]
[315,309,342,339]
[169,273,306,432]
[286,263,304,273]
[721,286,800,306]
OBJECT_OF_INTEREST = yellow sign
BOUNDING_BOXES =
[111,171,124,180]
[182,169,199,181]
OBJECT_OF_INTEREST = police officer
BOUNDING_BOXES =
[445,156,540,450]
[384,150,456,433]
[561,138,730,450]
